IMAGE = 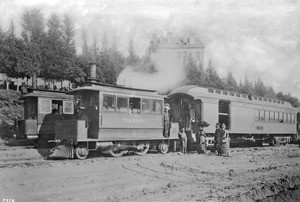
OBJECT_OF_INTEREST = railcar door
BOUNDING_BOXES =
[75,90,99,139]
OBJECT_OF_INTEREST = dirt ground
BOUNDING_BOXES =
[0,142,300,202]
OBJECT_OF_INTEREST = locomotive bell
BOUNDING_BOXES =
[88,63,97,83]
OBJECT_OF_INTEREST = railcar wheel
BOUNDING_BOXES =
[109,149,126,158]
[135,142,150,156]
[158,143,169,154]
[74,146,89,160]
[269,138,278,147]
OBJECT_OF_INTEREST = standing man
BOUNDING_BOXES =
[214,123,222,155]
[179,128,187,154]
[198,126,206,154]
[186,103,195,132]
[220,123,231,157]
[163,103,171,138]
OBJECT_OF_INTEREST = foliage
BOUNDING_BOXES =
[0,9,298,108]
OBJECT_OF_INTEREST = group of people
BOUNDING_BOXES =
[178,122,231,157]
[213,123,231,157]
[163,102,231,156]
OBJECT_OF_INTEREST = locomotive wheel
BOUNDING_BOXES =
[109,149,126,158]
[270,138,278,147]
[135,142,150,156]
[74,146,89,160]
[158,143,169,154]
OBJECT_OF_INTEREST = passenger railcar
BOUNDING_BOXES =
[168,85,299,147]
[17,89,74,146]
[52,79,179,159]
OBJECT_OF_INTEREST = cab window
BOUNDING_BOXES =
[117,97,128,113]
[103,95,115,112]
[63,101,74,114]
[129,97,141,114]
[39,98,51,114]
[152,99,162,114]
[142,99,151,114]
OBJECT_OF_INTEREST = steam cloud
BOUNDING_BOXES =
[117,54,185,93]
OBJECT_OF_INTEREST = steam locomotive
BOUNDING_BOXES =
[17,64,300,159]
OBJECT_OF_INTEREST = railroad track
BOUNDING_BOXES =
[0,157,49,168]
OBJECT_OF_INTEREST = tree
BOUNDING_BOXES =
[21,9,46,88]
[61,15,83,86]
[97,47,125,84]
[239,77,253,94]
[42,14,64,83]
[254,78,267,97]
[184,56,206,86]
[224,72,238,92]
[1,22,25,90]
[205,61,224,89]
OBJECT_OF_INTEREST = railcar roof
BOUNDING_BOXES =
[70,82,164,98]
[169,85,295,109]
[21,90,73,100]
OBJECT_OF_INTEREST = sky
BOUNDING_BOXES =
[0,0,300,97]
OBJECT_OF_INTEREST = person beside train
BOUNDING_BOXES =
[178,128,187,154]
[214,123,222,155]
[198,126,207,154]
[186,104,196,133]
[220,123,231,157]
[163,103,171,138]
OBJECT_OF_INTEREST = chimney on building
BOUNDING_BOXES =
[87,63,97,83]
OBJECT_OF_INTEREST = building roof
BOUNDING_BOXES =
[169,85,295,109]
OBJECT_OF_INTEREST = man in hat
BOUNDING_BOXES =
[214,123,222,155]
[179,128,187,154]
[163,103,171,138]
[198,126,207,154]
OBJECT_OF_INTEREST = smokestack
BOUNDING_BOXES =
[88,63,97,83]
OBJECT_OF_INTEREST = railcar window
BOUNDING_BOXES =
[292,114,295,123]
[270,111,275,122]
[283,113,287,123]
[63,101,74,114]
[255,110,259,121]
[129,97,141,114]
[152,99,162,114]
[265,111,270,122]
[229,92,234,96]
[287,114,291,123]
[117,97,128,113]
[242,94,247,98]
[25,98,37,119]
[259,110,265,122]
[208,89,214,93]
[253,96,257,100]
[215,90,221,94]
[40,98,51,114]
[142,99,151,114]
[236,93,241,97]
[222,91,228,95]
[279,112,283,122]
[275,112,279,122]
[103,95,115,112]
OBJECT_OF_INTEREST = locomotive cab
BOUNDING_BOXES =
[18,90,74,145]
